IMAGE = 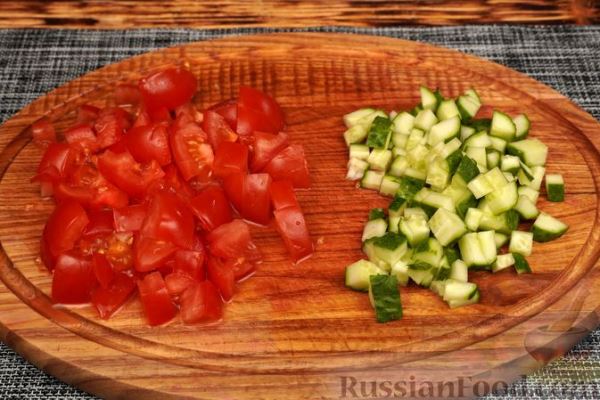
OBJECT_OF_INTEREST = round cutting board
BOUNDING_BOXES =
[1,33,600,399]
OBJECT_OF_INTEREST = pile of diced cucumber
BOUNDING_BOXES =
[343,86,568,323]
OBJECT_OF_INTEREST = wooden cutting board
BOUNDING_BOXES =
[1,33,599,400]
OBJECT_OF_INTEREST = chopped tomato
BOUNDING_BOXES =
[34,143,75,183]
[43,200,89,260]
[270,180,299,210]
[222,172,244,212]
[213,141,248,179]
[125,123,171,166]
[137,271,177,326]
[83,209,115,237]
[174,249,205,280]
[133,236,177,272]
[139,67,197,113]
[113,204,147,232]
[141,191,195,249]
[92,252,115,289]
[206,219,256,260]
[51,251,95,304]
[76,104,100,124]
[113,83,141,106]
[189,185,232,232]
[250,131,288,171]
[170,120,214,181]
[226,258,256,282]
[97,150,164,198]
[241,173,272,225]
[31,117,56,145]
[91,272,135,319]
[236,86,284,136]
[179,281,222,324]
[154,164,196,199]
[202,110,238,151]
[263,144,310,188]
[165,272,196,296]
[94,107,131,149]
[273,206,313,263]
[208,99,237,130]
[64,123,98,151]
[207,257,235,301]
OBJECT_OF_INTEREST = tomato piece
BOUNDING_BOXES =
[202,110,238,151]
[113,204,147,232]
[97,150,164,198]
[207,257,235,301]
[125,123,171,166]
[206,219,255,260]
[114,83,141,106]
[179,281,222,324]
[225,258,256,282]
[270,180,299,210]
[51,251,95,304]
[241,173,272,225]
[164,272,196,296]
[273,206,313,263]
[31,117,56,145]
[156,163,197,198]
[92,252,115,289]
[94,107,131,149]
[250,131,288,171]
[141,191,195,249]
[189,185,232,232]
[137,271,177,326]
[108,139,129,154]
[133,236,177,272]
[222,172,244,212]
[139,67,197,112]
[43,200,89,259]
[208,99,237,130]
[170,121,213,181]
[91,272,135,319]
[64,123,98,151]
[174,249,205,280]
[40,235,56,271]
[34,143,75,183]
[263,144,310,188]
[236,86,284,136]
[213,141,248,179]
[76,104,100,124]
[83,209,115,237]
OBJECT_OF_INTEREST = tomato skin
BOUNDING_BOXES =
[207,257,235,301]
[250,131,288,172]
[139,67,197,112]
[236,86,284,136]
[263,144,310,188]
[34,143,75,183]
[213,142,248,179]
[44,200,89,259]
[94,107,131,149]
[125,123,171,166]
[141,191,195,249]
[269,180,299,210]
[77,104,100,124]
[174,249,205,280]
[137,271,177,326]
[133,236,177,272]
[222,172,244,212]
[164,272,196,296]
[113,84,141,106]
[91,272,135,319]
[113,204,147,232]
[153,164,196,199]
[51,252,95,304]
[202,110,238,151]
[189,185,232,232]
[179,281,223,324]
[170,121,214,181]
[97,150,165,198]
[241,173,272,226]
[92,252,115,289]
[31,117,56,145]
[64,123,98,152]
[206,219,252,260]
[208,99,237,130]
[83,209,115,237]
[273,205,313,263]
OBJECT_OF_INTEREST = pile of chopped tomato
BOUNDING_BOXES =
[32,67,313,326]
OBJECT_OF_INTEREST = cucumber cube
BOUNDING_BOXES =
[545,173,565,202]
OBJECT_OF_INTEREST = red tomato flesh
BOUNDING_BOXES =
[207,257,235,301]
[251,131,288,172]
[91,272,135,319]
[180,281,223,324]
[241,173,272,225]
[137,271,177,326]
[139,67,197,113]
[125,123,171,166]
[189,185,232,232]
[263,144,310,188]
[52,252,95,304]
[212,141,248,178]
[43,200,89,260]
[113,204,147,232]
[236,86,284,136]
[202,110,238,151]
[273,206,313,263]
[270,180,299,210]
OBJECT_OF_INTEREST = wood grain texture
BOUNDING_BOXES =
[1,33,600,399]
[0,0,598,28]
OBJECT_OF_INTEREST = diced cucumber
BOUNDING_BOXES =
[509,230,533,256]
[437,99,460,120]
[379,175,401,197]
[388,196,407,217]
[527,166,545,191]
[513,253,532,274]
[479,210,519,235]
[369,208,386,221]
[464,88,481,103]
[490,110,516,141]
[478,230,498,265]
[492,253,515,273]
[403,207,429,220]
[450,260,469,282]
[501,155,521,174]
[366,116,393,149]
[465,147,487,169]
[362,218,387,241]
[464,131,492,148]
[545,173,565,202]
[513,114,530,139]
[507,138,548,167]
[494,232,509,248]
[372,232,409,265]
[428,208,467,246]
[470,118,491,132]
[532,213,568,242]
[343,108,376,128]
[363,239,388,271]
[345,259,387,291]
[408,267,436,288]
[460,125,476,141]
[443,280,478,302]
[349,144,370,161]
[406,128,425,150]
[458,231,496,267]
[412,188,455,215]
[489,136,507,153]
[400,215,430,247]
[346,158,369,181]
[388,216,400,233]
[486,167,510,189]
[467,173,493,199]
[420,86,439,110]
[426,157,450,191]
[428,116,461,146]
[392,132,409,149]
[407,143,429,171]
[442,138,462,158]
[465,207,483,231]
[392,146,407,158]
[486,150,500,169]
[414,109,439,132]
[389,156,409,177]
[485,181,518,215]
[456,195,477,220]
[392,112,415,135]
[455,156,480,183]
[447,290,480,308]
[367,148,392,171]
[445,150,463,176]
[503,171,516,182]
[412,238,444,268]
[391,260,409,286]
[457,95,481,121]
[344,124,369,146]
[369,274,403,323]
[518,186,539,203]
[514,195,539,220]
[396,176,425,200]
[361,170,385,190]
